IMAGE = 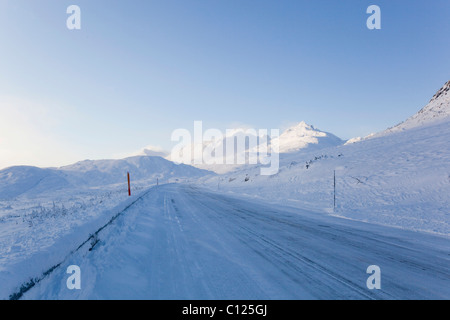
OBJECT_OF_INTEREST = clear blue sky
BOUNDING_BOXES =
[0,0,449,169]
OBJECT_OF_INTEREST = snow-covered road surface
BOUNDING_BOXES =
[22,184,450,300]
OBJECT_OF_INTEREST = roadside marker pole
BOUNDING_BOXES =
[334,170,336,212]
[127,172,131,196]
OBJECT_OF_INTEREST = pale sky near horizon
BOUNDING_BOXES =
[0,0,449,169]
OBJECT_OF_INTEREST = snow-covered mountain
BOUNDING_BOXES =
[384,80,450,134]
[347,80,450,144]
[170,128,267,174]
[0,166,71,200]
[172,122,344,174]
[0,156,214,200]
[274,121,344,153]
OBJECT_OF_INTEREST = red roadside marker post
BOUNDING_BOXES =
[127,172,131,196]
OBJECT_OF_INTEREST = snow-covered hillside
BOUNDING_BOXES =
[385,80,450,134]
[0,156,213,200]
[0,166,71,200]
[347,80,450,143]
[198,84,450,235]
[200,118,450,235]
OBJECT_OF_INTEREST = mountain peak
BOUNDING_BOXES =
[275,121,343,153]
[429,80,450,103]
[284,121,315,134]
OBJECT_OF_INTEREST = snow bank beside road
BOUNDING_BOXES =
[0,187,153,300]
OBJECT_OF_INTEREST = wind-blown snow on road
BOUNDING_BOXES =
[22,184,449,300]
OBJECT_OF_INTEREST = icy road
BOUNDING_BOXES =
[22,184,449,300]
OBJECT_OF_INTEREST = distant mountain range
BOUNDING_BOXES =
[1,80,448,197]
[0,156,213,200]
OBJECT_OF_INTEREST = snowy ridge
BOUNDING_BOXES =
[345,80,450,144]
[385,80,450,134]
[60,155,213,186]
[0,166,70,200]
[0,156,213,200]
